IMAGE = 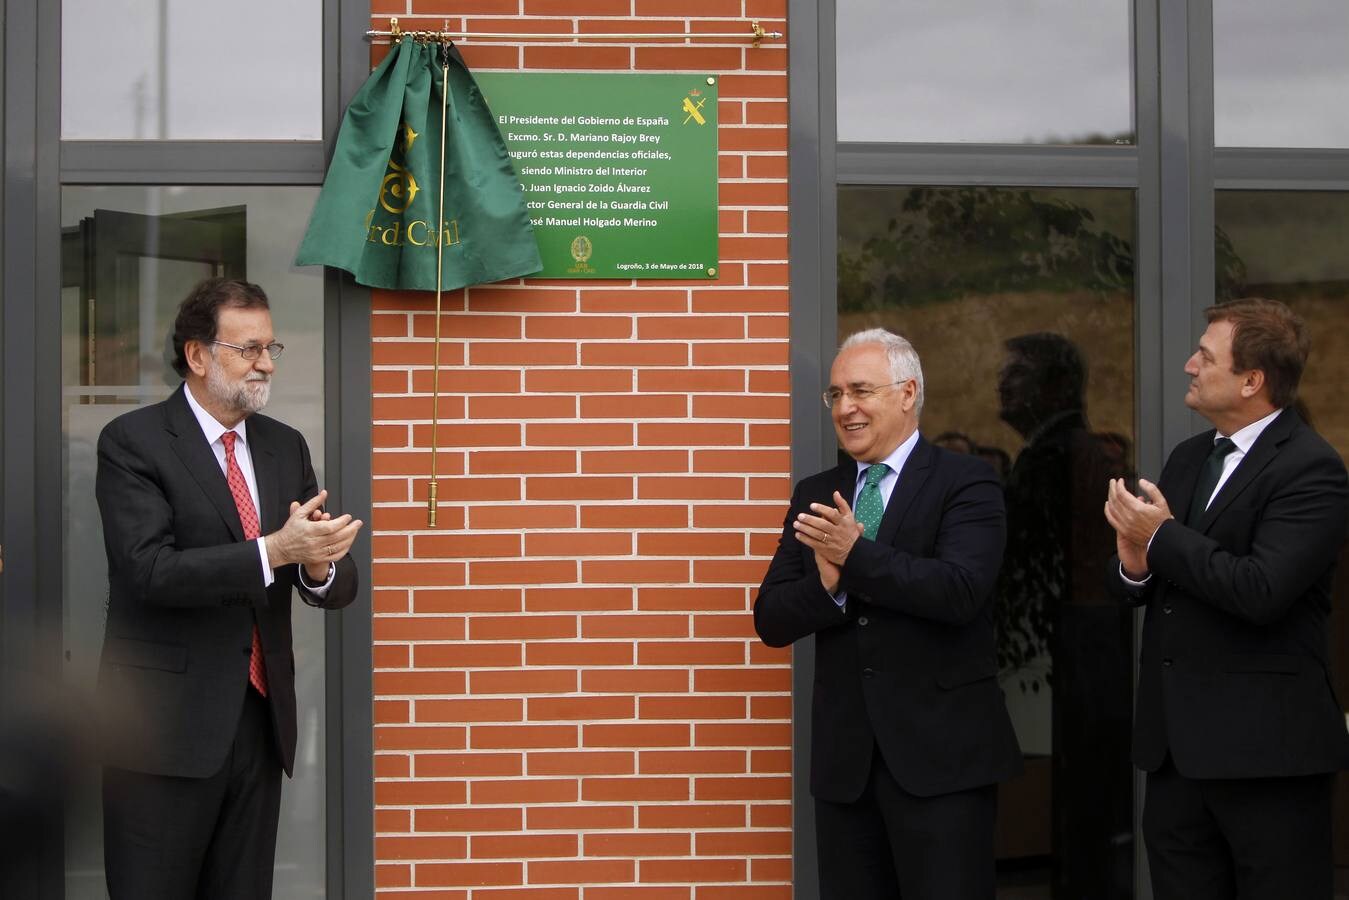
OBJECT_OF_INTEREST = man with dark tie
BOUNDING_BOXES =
[754,328,1021,899]
[1104,297,1349,899]
[95,278,362,899]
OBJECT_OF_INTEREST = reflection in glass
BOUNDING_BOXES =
[838,185,1137,897]
[836,0,1133,144]
[62,0,321,139]
[1214,0,1349,148]
[1214,189,1349,875]
[60,187,325,899]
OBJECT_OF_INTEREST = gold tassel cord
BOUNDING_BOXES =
[370,18,782,48]
[427,43,451,529]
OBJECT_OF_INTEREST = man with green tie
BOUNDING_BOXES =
[754,328,1021,900]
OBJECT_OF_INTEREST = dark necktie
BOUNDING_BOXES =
[222,431,269,697]
[1187,437,1237,525]
[855,464,890,540]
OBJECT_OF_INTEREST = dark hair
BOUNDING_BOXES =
[1205,297,1308,409]
[1003,332,1086,408]
[170,278,270,377]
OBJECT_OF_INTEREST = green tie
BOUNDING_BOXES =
[855,464,889,540]
[1187,437,1237,524]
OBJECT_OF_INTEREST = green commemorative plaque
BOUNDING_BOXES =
[475,73,719,279]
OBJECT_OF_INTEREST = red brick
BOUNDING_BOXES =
[638,477,744,501]
[526,315,634,340]
[373,616,465,642]
[375,699,410,724]
[525,369,634,393]
[639,750,747,775]
[582,560,690,585]
[375,726,469,752]
[471,833,578,859]
[472,779,579,805]
[635,47,743,71]
[415,753,524,778]
[721,182,787,207]
[640,696,748,720]
[415,698,523,724]
[525,422,636,447]
[749,696,791,719]
[526,640,634,667]
[526,859,635,885]
[470,342,578,366]
[583,394,690,418]
[466,286,578,313]
[415,589,523,615]
[414,861,523,888]
[581,289,688,313]
[749,749,791,774]
[582,450,689,474]
[692,395,790,419]
[693,615,759,640]
[468,559,579,585]
[696,830,791,856]
[527,750,635,775]
[693,342,788,366]
[395,420,523,446]
[583,722,691,748]
[583,831,692,857]
[470,668,579,695]
[746,156,788,179]
[638,803,747,829]
[375,670,467,696]
[638,531,745,556]
[470,504,578,530]
[411,314,521,340]
[468,450,577,475]
[720,127,788,153]
[694,560,775,584]
[527,476,634,501]
[414,805,520,833]
[470,724,579,750]
[638,423,744,447]
[377,834,468,860]
[376,780,467,806]
[412,532,523,558]
[583,776,690,802]
[581,342,688,367]
[636,316,744,341]
[639,369,744,392]
[637,641,746,666]
[467,395,576,420]
[640,858,745,883]
[525,531,633,557]
[529,695,635,721]
[527,805,634,830]
[409,367,524,394]
[691,289,787,314]
[582,504,688,529]
[694,723,791,747]
[749,804,792,828]
[582,669,691,694]
[524,588,633,613]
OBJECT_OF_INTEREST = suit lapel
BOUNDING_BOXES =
[1194,409,1294,531]
[876,437,932,546]
[1171,433,1213,526]
[165,386,246,543]
[250,426,282,534]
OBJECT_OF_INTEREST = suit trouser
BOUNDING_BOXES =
[1143,755,1332,900]
[103,687,283,900]
[814,744,997,900]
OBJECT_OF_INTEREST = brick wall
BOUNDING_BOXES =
[367,3,794,896]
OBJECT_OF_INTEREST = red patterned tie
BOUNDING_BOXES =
[222,431,268,697]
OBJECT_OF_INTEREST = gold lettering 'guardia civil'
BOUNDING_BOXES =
[365,121,463,249]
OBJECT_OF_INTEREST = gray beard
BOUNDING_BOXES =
[206,361,270,415]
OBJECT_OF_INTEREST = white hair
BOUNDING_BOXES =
[839,328,925,416]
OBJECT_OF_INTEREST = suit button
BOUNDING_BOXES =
[862,667,875,678]
[858,616,869,626]
[1163,605,1173,615]
[1162,658,1173,668]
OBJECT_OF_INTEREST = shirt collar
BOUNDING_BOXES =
[855,428,921,481]
[1222,407,1282,455]
[182,382,248,448]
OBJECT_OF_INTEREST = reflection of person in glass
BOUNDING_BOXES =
[997,333,1132,899]
[755,328,1021,899]
[95,279,362,899]
[1105,298,1349,899]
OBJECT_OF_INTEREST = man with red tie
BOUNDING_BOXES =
[95,278,361,899]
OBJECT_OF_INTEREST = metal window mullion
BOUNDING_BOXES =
[59,140,328,185]
[837,142,1139,188]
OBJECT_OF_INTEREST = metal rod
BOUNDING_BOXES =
[367,18,782,45]
[427,47,451,530]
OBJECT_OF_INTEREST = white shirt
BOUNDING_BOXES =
[1120,407,1284,587]
[183,384,333,592]
[833,429,922,608]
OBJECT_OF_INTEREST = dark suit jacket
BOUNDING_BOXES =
[1108,408,1349,778]
[95,385,358,779]
[754,437,1022,802]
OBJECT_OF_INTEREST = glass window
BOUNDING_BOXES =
[1214,0,1349,148]
[60,186,325,898]
[838,185,1137,896]
[836,1,1133,145]
[61,0,322,139]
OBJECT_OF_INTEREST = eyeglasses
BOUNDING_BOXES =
[210,340,285,361]
[822,380,908,409]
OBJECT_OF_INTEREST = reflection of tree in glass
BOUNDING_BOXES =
[838,187,1133,311]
